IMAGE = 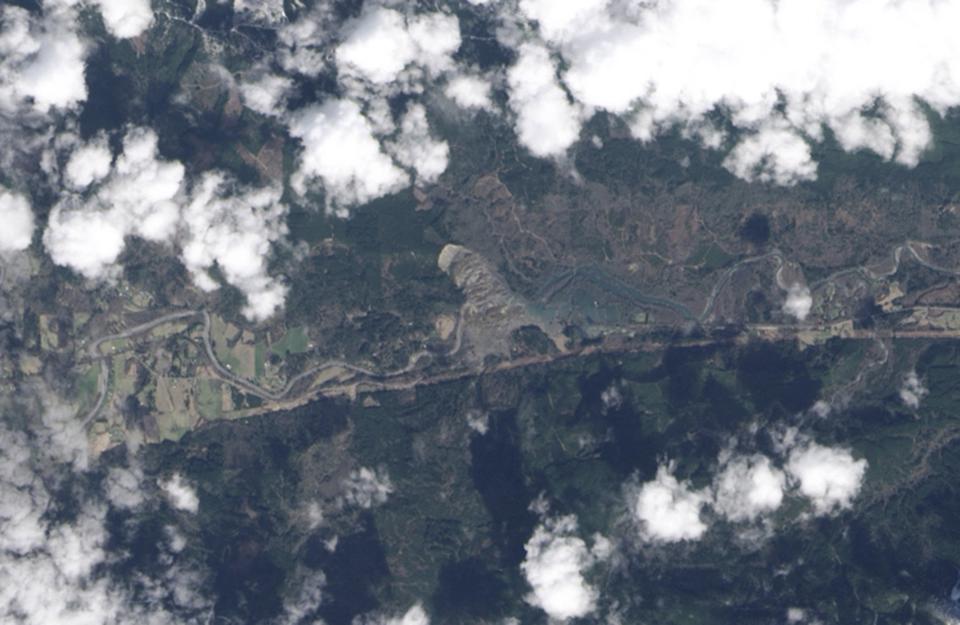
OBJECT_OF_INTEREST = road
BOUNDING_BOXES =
[81,310,200,427]
[79,237,960,428]
[81,309,433,426]
[80,301,960,429]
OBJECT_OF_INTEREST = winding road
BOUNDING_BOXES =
[81,238,960,428]
[82,309,434,427]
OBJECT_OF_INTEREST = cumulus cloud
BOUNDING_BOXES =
[723,121,817,185]
[105,464,145,510]
[466,410,489,434]
[601,382,623,413]
[44,127,184,279]
[239,72,293,118]
[518,0,609,43]
[627,438,867,535]
[783,284,813,321]
[387,103,450,184]
[341,467,393,509]
[275,4,334,77]
[713,454,786,522]
[44,128,289,320]
[810,400,832,419]
[335,6,460,92]
[251,3,464,213]
[287,97,455,212]
[278,3,462,212]
[0,4,87,115]
[899,370,928,409]
[0,395,212,625]
[445,74,494,110]
[90,0,154,39]
[64,134,112,190]
[0,188,34,252]
[358,603,431,625]
[632,465,710,542]
[288,99,409,212]
[159,473,200,513]
[235,0,287,25]
[503,0,960,182]
[507,42,582,158]
[279,570,326,625]
[786,442,868,515]
[43,207,129,279]
[521,514,598,621]
[38,397,90,471]
[181,172,289,321]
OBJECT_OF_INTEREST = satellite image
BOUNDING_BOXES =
[5,0,960,624]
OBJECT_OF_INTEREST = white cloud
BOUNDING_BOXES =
[44,128,184,279]
[632,464,709,542]
[899,370,928,409]
[810,400,832,418]
[240,72,293,118]
[165,525,187,554]
[713,454,786,522]
[391,603,430,625]
[38,397,90,471]
[105,465,145,510]
[45,128,289,321]
[358,602,431,625]
[830,110,897,161]
[634,438,865,533]
[335,6,460,90]
[109,128,186,240]
[279,570,326,625]
[43,206,129,279]
[341,467,393,509]
[159,473,200,513]
[387,103,450,184]
[277,4,332,76]
[0,5,87,115]
[235,0,287,25]
[601,382,623,412]
[91,0,154,39]
[181,172,289,321]
[521,514,598,621]
[723,121,817,185]
[288,98,409,212]
[275,3,462,93]
[280,96,457,201]
[445,74,494,110]
[336,7,418,86]
[518,0,609,43]
[589,533,613,561]
[466,410,489,434]
[506,0,960,183]
[64,134,112,190]
[306,501,324,529]
[0,188,34,252]
[0,398,212,625]
[786,442,868,515]
[269,5,461,214]
[783,284,813,321]
[507,42,582,157]
[406,12,462,77]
